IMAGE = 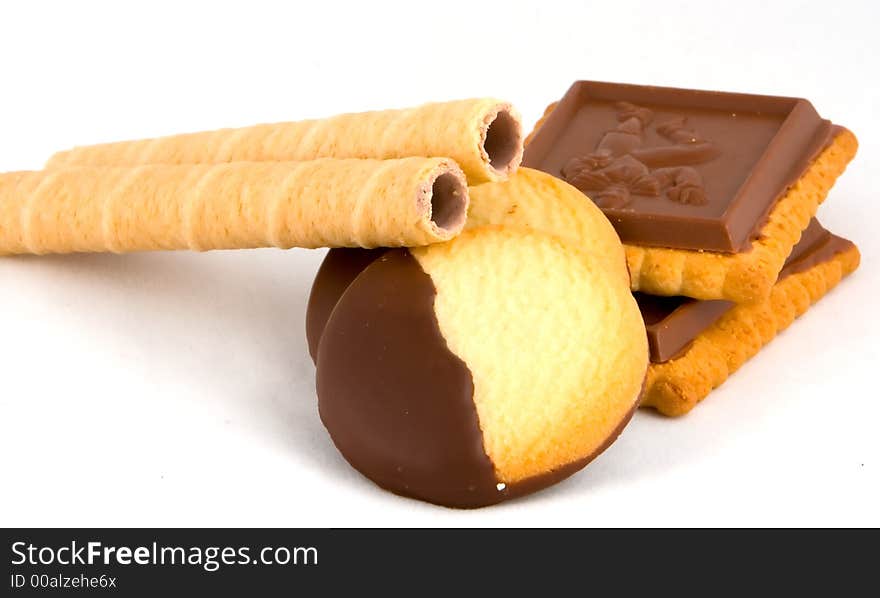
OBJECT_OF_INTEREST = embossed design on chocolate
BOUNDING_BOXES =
[560,102,719,208]
[523,81,841,254]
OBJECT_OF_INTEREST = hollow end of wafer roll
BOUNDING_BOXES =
[418,162,469,241]
[481,104,524,180]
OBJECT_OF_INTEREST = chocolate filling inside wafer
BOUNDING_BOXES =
[429,171,468,232]
[484,109,522,174]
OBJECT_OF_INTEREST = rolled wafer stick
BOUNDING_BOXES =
[46,99,524,184]
[0,157,468,255]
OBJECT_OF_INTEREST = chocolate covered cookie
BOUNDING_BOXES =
[524,81,857,303]
[316,227,647,508]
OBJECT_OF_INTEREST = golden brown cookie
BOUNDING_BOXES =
[317,227,647,507]
[465,167,629,286]
[641,238,859,416]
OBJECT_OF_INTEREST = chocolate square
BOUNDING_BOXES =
[523,81,834,252]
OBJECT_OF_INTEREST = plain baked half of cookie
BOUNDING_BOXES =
[640,224,860,416]
[523,81,858,303]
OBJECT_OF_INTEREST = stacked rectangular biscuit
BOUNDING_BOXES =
[523,81,860,416]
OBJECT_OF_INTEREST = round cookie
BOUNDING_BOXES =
[465,167,629,286]
[316,227,647,508]
[305,168,630,361]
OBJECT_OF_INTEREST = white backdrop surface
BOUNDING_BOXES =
[0,0,877,526]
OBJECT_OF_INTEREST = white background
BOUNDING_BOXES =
[0,0,877,527]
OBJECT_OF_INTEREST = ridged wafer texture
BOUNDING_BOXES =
[526,103,859,303]
[466,167,629,286]
[641,244,860,416]
[47,99,524,185]
[0,158,468,255]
